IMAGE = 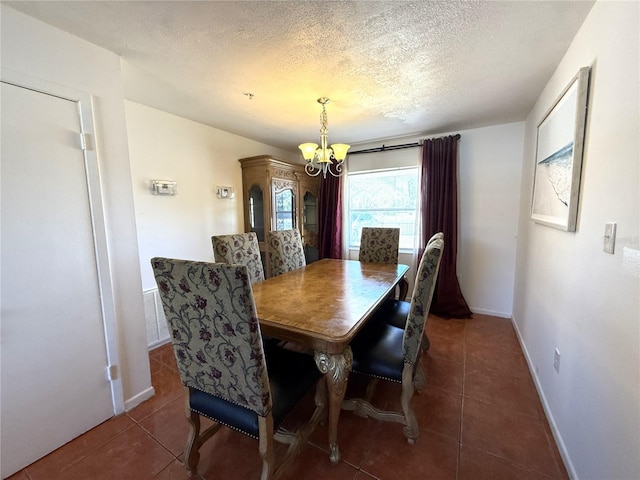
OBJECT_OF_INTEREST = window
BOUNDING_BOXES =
[347,167,419,250]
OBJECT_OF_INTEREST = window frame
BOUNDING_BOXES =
[346,166,419,253]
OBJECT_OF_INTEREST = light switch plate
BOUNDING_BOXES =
[216,186,235,199]
[604,222,617,254]
[151,180,177,196]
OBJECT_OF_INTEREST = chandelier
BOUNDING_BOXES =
[298,97,350,178]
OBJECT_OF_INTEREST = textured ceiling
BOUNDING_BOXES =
[4,1,595,152]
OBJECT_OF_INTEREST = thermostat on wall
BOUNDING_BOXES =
[151,180,177,196]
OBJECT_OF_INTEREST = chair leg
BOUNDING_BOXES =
[422,332,430,351]
[413,361,427,392]
[353,378,379,418]
[183,389,222,474]
[258,416,276,480]
[400,367,418,443]
[184,408,201,473]
[363,377,379,403]
[274,380,327,478]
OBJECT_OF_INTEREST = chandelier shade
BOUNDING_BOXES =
[299,97,350,178]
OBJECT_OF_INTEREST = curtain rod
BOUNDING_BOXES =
[348,134,461,155]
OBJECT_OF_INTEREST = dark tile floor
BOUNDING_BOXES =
[9,314,569,480]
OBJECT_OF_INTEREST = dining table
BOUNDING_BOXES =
[251,258,410,464]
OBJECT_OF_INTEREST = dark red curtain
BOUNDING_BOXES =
[420,135,472,318]
[318,173,342,259]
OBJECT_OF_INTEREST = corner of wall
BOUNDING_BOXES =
[510,314,577,479]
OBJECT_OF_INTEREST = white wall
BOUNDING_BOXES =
[125,102,298,346]
[125,101,296,293]
[513,2,639,479]
[348,124,523,318]
[1,6,151,409]
[458,123,524,317]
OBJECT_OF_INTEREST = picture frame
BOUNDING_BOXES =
[531,66,590,231]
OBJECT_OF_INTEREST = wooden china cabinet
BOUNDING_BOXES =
[239,155,320,277]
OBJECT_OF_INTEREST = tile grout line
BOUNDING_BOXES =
[355,418,384,479]
[27,417,142,480]
[123,418,185,479]
[460,316,567,479]
[456,319,469,480]
[125,398,190,474]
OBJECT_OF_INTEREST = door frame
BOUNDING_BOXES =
[1,67,125,414]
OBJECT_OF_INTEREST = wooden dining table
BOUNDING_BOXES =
[251,258,410,464]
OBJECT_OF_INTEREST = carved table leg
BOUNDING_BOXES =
[314,347,353,465]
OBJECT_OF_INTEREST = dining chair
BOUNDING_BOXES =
[358,227,400,264]
[382,231,444,351]
[341,237,444,443]
[358,227,408,301]
[427,231,444,246]
[212,232,265,284]
[267,229,306,277]
[151,258,326,479]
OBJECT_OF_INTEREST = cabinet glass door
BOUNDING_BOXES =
[274,188,295,231]
[248,184,265,241]
[303,191,319,262]
[303,192,318,234]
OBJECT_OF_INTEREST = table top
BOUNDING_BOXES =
[252,259,409,353]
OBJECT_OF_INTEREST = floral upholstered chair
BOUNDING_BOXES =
[358,227,400,264]
[212,232,265,284]
[267,229,306,277]
[342,237,444,443]
[358,227,408,300]
[427,231,444,247]
[151,258,325,479]
[382,232,444,351]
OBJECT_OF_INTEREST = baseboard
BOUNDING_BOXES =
[469,306,511,318]
[124,386,155,412]
[510,314,577,480]
[148,337,171,350]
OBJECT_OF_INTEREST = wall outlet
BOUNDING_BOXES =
[553,348,561,374]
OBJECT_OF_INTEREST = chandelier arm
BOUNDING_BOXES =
[304,162,323,177]
[327,161,345,177]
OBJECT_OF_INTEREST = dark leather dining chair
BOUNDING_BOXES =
[151,258,325,479]
[341,237,444,443]
[267,228,306,277]
[212,232,265,284]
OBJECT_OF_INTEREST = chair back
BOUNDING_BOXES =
[359,227,400,264]
[402,238,444,364]
[427,232,444,246]
[267,229,306,277]
[151,258,271,416]
[212,232,265,284]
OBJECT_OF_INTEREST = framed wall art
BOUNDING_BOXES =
[531,66,590,231]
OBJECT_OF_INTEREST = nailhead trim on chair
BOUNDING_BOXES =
[191,407,260,440]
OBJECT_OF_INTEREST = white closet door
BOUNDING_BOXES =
[1,82,114,478]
